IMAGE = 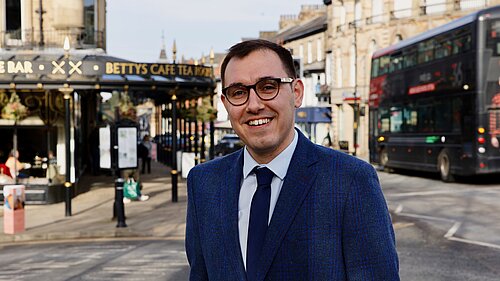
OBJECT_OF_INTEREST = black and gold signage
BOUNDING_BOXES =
[104,62,213,77]
[0,60,213,78]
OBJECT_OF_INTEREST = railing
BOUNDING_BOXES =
[333,0,488,33]
[0,28,105,49]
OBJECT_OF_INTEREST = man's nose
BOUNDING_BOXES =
[246,88,264,110]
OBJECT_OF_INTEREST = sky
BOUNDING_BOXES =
[106,0,321,63]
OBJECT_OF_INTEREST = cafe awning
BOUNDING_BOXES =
[0,49,216,102]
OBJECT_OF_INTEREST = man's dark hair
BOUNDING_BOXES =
[220,39,296,87]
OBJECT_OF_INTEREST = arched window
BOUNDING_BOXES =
[394,34,403,44]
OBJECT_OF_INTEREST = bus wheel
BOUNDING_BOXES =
[379,148,388,168]
[438,149,454,182]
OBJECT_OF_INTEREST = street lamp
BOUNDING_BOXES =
[60,36,73,216]
[352,1,359,157]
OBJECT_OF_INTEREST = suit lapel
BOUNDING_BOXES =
[220,151,247,279]
[257,132,319,280]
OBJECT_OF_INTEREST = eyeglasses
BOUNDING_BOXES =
[222,77,294,106]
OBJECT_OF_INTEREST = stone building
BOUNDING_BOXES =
[0,0,215,205]
[324,0,500,158]
[0,0,106,49]
[272,5,333,145]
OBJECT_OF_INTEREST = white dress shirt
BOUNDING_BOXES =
[238,130,298,269]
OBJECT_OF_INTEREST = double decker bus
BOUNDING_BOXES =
[369,5,500,181]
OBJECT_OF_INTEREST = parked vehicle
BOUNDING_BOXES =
[215,134,244,157]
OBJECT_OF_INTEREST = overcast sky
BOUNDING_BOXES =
[106,0,321,62]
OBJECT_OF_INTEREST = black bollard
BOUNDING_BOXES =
[114,178,127,227]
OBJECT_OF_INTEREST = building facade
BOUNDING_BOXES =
[1,0,216,205]
[273,5,333,145]
[324,0,500,158]
[0,0,106,49]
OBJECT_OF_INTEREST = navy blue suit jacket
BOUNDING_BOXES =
[186,131,399,280]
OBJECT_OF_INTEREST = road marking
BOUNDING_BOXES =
[444,222,461,238]
[387,187,500,197]
[394,204,500,250]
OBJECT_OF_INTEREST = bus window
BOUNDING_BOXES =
[371,58,380,77]
[434,101,452,132]
[487,20,500,55]
[435,39,452,59]
[403,106,418,132]
[390,107,403,133]
[452,35,471,54]
[390,53,403,72]
[452,98,462,133]
[418,102,434,132]
[418,39,435,64]
[403,48,417,68]
[380,108,390,133]
[379,55,391,75]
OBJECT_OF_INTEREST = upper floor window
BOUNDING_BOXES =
[371,0,383,23]
[6,0,21,39]
[83,0,96,44]
[354,1,362,22]
[339,5,346,25]
[393,0,412,18]
[459,0,486,10]
[308,41,313,64]
[425,0,446,15]
[317,38,323,61]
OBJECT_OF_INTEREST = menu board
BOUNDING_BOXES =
[99,126,111,169]
[117,127,138,169]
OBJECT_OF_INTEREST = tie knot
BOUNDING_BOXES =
[254,167,274,187]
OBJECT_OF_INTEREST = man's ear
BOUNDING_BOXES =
[293,79,304,108]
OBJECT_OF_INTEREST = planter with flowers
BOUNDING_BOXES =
[1,92,28,182]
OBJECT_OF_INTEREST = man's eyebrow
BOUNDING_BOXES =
[226,76,275,87]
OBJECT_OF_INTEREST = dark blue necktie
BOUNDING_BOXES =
[246,167,274,281]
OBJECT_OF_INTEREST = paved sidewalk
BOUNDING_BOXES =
[0,161,187,244]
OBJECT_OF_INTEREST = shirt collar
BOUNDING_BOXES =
[243,130,298,180]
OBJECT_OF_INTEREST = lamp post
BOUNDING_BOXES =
[61,36,73,216]
[170,91,178,203]
[352,1,359,157]
[209,49,215,160]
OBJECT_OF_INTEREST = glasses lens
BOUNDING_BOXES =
[256,79,280,99]
[226,86,248,105]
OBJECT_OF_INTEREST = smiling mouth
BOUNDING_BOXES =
[247,118,271,126]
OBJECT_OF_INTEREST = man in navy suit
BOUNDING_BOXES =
[186,39,399,281]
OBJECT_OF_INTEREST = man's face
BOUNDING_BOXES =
[222,50,304,163]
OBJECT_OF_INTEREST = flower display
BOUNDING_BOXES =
[119,93,137,120]
[1,92,28,121]
[197,96,217,122]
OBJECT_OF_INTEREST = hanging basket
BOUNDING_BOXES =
[1,92,28,121]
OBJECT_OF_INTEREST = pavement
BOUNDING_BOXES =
[0,160,187,244]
